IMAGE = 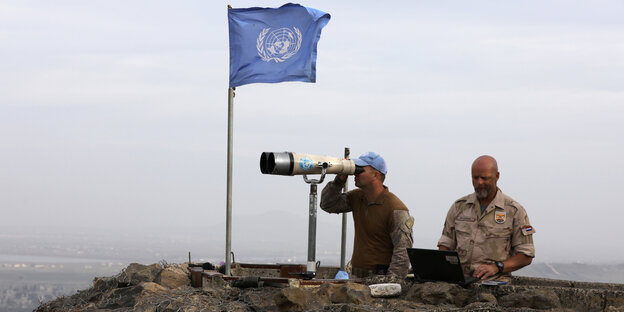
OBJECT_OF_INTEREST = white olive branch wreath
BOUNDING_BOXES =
[256,27,302,63]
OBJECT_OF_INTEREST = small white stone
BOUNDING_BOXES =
[369,283,402,297]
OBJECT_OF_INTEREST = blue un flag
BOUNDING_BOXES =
[228,3,330,88]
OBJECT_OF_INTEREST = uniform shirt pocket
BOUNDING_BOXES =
[454,222,473,258]
[483,226,513,260]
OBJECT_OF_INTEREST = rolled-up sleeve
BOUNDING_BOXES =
[320,179,351,213]
[437,204,458,250]
[511,204,536,258]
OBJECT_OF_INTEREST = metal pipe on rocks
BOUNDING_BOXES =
[341,147,350,271]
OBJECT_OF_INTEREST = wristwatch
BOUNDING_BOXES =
[495,261,504,274]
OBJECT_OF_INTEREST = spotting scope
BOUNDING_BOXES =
[260,152,364,176]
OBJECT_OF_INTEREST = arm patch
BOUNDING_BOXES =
[521,225,536,236]
[521,225,535,244]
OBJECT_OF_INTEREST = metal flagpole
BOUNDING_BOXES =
[340,147,350,270]
[225,87,235,275]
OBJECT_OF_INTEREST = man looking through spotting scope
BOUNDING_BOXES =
[438,155,535,283]
[320,152,414,278]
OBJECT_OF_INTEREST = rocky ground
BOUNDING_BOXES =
[35,262,624,312]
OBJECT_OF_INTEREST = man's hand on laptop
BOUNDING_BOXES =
[473,263,498,280]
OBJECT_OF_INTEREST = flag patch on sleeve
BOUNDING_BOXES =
[521,225,535,235]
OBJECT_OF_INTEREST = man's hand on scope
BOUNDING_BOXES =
[335,174,348,184]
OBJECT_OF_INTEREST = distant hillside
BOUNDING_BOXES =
[518,262,624,284]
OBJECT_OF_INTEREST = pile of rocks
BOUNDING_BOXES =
[35,262,624,311]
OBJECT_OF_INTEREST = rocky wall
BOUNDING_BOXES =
[34,263,624,312]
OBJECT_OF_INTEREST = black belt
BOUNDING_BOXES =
[352,264,389,278]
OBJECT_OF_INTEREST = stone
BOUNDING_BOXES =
[475,291,497,303]
[462,301,499,310]
[86,276,118,302]
[156,265,190,289]
[317,282,371,304]
[238,287,281,311]
[274,287,311,312]
[141,281,166,293]
[98,284,145,309]
[369,283,401,297]
[117,263,163,286]
[92,276,118,291]
[606,292,624,310]
[498,288,561,309]
[405,282,472,307]
[324,303,380,312]
[274,284,369,311]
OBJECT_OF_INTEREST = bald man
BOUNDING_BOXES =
[438,156,535,283]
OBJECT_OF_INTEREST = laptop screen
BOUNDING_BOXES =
[407,247,471,284]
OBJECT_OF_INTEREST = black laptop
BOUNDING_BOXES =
[407,248,480,286]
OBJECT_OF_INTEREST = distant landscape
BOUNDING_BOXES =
[0,262,123,312]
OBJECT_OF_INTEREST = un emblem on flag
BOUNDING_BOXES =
[257,27,302,63]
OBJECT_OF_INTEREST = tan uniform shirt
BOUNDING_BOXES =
[320,179,414,278]
[437,189,535,279]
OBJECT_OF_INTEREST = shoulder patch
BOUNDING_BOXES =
[406,216,414,229]
[521,225,536,235]
[398,215,414,237]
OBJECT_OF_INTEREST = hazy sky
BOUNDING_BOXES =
[1,1,623,264]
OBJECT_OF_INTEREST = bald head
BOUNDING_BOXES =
[472,155,498,174]
[471,155,500,202]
